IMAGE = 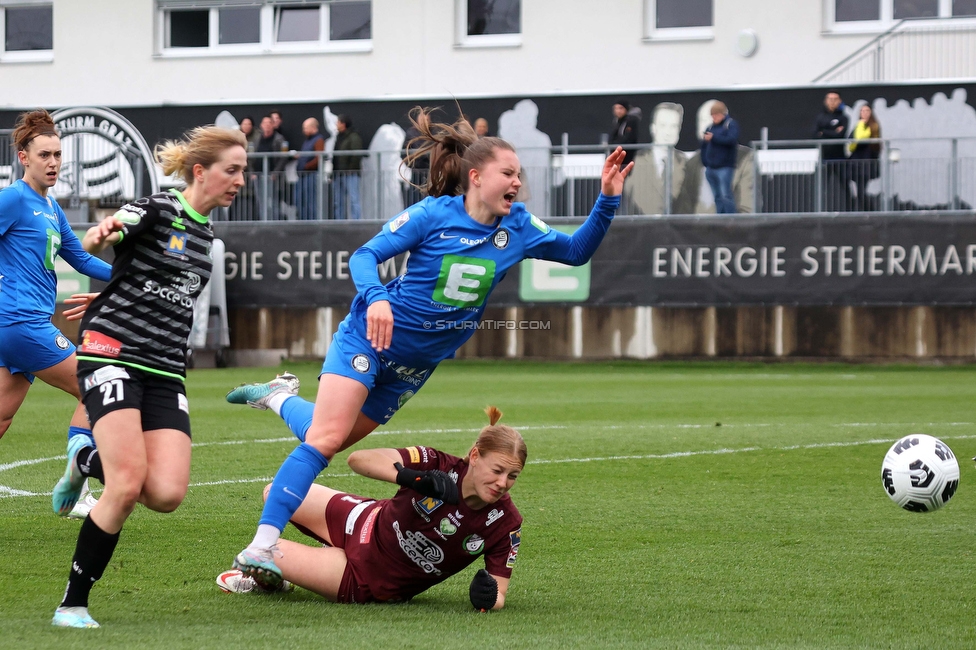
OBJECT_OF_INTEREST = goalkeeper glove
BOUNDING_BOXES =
[469,569,498,611]
[394,462,460,504]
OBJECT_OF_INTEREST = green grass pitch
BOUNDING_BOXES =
[2,360,975,649]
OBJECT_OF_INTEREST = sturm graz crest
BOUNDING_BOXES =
[50,107,159,204]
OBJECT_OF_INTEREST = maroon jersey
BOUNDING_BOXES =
[344,446,522,602]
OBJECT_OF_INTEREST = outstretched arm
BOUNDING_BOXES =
[82,216,125,255]
[347,448,402,483]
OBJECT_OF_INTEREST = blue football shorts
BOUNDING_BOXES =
[320,316,435,425]
[0,320,76,383]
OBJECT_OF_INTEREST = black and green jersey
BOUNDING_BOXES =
[77,189,213,379]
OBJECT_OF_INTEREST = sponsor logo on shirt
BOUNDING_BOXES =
[414,495,443,517]
[142,279,194,308]
[351,354,371,373]
[463,534,485,555]
[165,232,188,260]
[392,520,444,574]
[389,212,410,233]
[80,330,122,358]
[460,235,491,246]
[438,518,457,536]
[485,508,504,527]
[407,446,421,464]
[506,544,519,568]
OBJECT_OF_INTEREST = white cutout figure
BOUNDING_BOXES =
[498,99,551,216]
[363,123,406,220]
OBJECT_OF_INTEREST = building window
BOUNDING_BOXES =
[827,0,976,30]
[218,6,261,45]
[0,1,53,62]
[456,0,521,48]
[331,1,371,41]
[168,10,209,48]
[276,5,320,42]
[158,1,371,56]
[644,0,714,41]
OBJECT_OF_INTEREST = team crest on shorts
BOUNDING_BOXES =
[351,354,371,373]
[492,228,510,250]
[398,390,415,409]
[54,334,71,350]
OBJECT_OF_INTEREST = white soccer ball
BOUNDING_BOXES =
[881,434,960,512]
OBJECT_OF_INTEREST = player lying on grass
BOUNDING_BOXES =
[217,406,523,610]
[224,108,630,588]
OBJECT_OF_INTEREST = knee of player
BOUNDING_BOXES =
[303,428,343,459]
[263,482,273,501]
[147,488,186,513]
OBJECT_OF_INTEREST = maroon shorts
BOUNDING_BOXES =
[324,492,384,604]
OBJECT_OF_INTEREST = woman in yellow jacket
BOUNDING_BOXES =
[849,105,881,211]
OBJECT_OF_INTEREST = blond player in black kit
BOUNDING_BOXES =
[50,126,248,629]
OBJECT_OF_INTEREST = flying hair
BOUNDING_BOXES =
[403,106,515,198]
[12,109,59,152]
[154,126,247,185]
[465,406,527,469]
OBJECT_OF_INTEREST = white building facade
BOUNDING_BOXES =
[1,0,974,109]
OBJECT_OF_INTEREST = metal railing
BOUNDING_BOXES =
[3,132,973,219]
[813,18,976,84]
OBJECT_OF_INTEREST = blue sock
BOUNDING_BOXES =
[280,396,314,443]
[68,426,95,447]
[258,443,329,531]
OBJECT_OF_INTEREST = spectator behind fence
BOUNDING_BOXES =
[700,101,739,214]
[848,104,881,212]
[624,102,686,215]
[239,116,258,152]
[474,117,491,138]
[333,114,364,220]
[609,98,640,167]
[296,118,326,220]
[814,91,850,211]
[254,115,287,220]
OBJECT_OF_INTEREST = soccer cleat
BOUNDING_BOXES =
[232,546,283,590]
[52,435,90,516]
[216,568,293,594]
[66,489,99,520]
[226,372,300,410]
[51,606,100,628]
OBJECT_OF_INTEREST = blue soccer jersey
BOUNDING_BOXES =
[0,180,111,323]
[347,193,619,366]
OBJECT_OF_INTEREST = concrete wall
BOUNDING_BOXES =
[132,305,974,362]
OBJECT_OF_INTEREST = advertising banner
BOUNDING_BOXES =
[215,213,976,308]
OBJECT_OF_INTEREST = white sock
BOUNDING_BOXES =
[250,524,281,550]
[57,606,90,616]
[266,393,293,416]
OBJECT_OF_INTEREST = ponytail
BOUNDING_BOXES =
[404,107,515,198]
[465,406,527,468]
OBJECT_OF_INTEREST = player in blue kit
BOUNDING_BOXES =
[0,110,112,515]
[226,107,633,588]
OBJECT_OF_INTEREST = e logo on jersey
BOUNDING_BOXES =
[351,354,371,373]
[432,255,496,308]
